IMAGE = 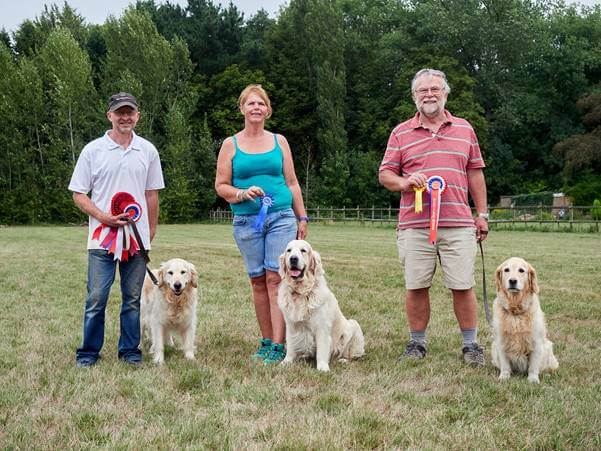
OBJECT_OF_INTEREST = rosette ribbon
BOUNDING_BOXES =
[427,175,446,245]
[253,194,275,232]
[91,192,142,261]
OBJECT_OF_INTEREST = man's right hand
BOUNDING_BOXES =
[402,172,428,191]
[100,212,130,227]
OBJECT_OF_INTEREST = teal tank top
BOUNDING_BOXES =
[230,133,293,215]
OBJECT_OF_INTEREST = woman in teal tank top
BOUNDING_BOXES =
[215,84,308,365]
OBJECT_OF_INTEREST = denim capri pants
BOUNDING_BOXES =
[233,208,298,277]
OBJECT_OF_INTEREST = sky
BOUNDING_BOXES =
[0,0,598,33]
[0,0,287,33]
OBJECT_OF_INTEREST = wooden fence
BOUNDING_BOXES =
[209,205,601,231]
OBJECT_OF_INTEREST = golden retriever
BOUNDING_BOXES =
[278,240,365,372]
[492,257,558,383]
[140,258,199,364]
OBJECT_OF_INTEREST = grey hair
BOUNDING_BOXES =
[411,68,451,94]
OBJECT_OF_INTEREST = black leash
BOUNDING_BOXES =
[479,240,492,325]
[127,218,159,286]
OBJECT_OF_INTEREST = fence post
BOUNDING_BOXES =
[342,205,345,221]
[356,205,360,222]
[570,206,574,231]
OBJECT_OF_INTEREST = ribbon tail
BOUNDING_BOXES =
[253,204,269,232]
[100,227,117,249]
[115,227,125,261]
[429,190,441,245]
[92,225,104,241]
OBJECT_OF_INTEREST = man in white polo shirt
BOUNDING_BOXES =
[69,92,164,367]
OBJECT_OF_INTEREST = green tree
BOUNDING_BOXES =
[13,2,88,57]
[103,8,175,138]
[35,28,99,222]
[0,44,40,223]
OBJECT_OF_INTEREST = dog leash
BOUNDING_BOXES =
[127,218,159,286]
[479,240,492,325]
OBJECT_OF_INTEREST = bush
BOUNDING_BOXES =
[593,199,601,221]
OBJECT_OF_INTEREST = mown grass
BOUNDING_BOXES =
[1,224,600,449]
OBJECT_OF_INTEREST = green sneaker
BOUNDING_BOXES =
[251,338,272,360]
[263,343,286,365]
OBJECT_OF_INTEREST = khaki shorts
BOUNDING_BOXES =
[396,227,477,290]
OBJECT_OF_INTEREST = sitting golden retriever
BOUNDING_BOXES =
[140,258,199,364]
[278,240,364,372]
[492,257,558,383]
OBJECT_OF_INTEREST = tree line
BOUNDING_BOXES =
[1,0,600,224]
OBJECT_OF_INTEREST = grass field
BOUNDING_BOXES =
[1,224,600,449]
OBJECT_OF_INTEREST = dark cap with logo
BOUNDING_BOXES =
[108,92,138,112]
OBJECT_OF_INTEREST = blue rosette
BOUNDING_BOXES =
[427,175,446,193]
[253,194,275,232]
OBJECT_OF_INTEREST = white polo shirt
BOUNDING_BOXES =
[69,131,165,250]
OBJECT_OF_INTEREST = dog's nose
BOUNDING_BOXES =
[289,255,298,266]
[174,282,182,291]
[508,278,517,286]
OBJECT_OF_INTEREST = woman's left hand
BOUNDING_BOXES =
[297,221,308,240]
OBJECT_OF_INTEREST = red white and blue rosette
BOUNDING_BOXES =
[427,175,446,245]
[253,193,274,232]
[92,192,142,261]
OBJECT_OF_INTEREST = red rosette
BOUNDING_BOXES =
[111,192,141,222]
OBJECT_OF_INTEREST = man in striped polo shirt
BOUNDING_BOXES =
[379,68,489,366]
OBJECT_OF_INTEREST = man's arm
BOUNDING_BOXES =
[379,170,428,193]
[72,192,129,227]
[467,168,489,241]
[145,189,159,242]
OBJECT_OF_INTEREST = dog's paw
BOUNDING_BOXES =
[184,352,195,360]
[281,356,294,365]
[527,374,540,383]
[337,358,349,364]
[153,354,165,365]
[316,363,330,372]
[499,371,511,381]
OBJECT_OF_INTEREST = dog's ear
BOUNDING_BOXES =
[309,250,323,276]
[278,252,287,279]
[528,263,539,295]
[495,263,503,293]
[189,263,198,288]
[157,262,166,287]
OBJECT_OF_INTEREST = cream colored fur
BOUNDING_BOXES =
[140,258,199,364]
[491,257,558,383]
[277,240,365,372]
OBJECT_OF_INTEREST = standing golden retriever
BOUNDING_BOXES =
[278,240,365,372]
[140,258,198,364]
[492,257,558,383]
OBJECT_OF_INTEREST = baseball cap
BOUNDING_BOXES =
[108,92,138,112]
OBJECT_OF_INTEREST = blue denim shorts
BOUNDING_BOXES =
[233,208,298,277]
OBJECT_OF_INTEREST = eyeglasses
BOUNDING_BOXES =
[415,86,443,96]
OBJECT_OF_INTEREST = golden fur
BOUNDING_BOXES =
[140,258,199,364]
[277,240,365,372]
[491,257,558,383]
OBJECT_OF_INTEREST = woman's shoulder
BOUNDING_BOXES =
[272,132,290,149]
[219,136,236,157]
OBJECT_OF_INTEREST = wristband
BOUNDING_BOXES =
[297,216,310,222]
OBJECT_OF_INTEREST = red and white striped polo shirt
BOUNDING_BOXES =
[379,110,485,229]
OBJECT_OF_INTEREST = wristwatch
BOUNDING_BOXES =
[297,216,310,222]
[477,213,489,221]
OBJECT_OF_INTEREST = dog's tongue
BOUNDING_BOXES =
[290,269,302,277]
